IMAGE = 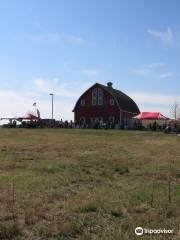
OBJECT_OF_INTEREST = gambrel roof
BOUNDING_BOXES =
[100,84,140,114]
[73,82,140,114]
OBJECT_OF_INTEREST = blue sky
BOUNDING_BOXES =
[0,0,180,120]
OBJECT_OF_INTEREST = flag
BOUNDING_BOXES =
[33,102,36,106]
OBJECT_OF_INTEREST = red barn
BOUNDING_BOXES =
[73,82,140,128]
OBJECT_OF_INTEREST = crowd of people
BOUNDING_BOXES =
[147,121,168,131]
[2,118,180,134]
[147,121,180,134]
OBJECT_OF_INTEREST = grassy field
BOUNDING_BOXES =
[0,128,180,240]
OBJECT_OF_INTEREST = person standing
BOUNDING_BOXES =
[153,121,157,131]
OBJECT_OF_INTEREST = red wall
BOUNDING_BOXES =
[74,85,122,123]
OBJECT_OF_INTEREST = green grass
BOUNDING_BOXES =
[0,128,180,239]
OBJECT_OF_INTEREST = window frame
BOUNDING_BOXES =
[109,116,115,123]
[80,99,85,106]
[98,88,103,105]
[80,117,86,123]
[92,88,97,105]
[109,98,115,106]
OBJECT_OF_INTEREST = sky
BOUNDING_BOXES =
[0,0,180,121]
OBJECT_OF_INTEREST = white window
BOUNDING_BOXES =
[80,117,85,123]
[90,118,94,123]
[92,88,97,105]
[109,116,115,123]
[98,88,103,105]
[99,117,103,124]
[81,99,85,106]
[110,98,115,106]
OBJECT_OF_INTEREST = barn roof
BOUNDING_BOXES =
[99,83,140,114]
[73,82,140,114]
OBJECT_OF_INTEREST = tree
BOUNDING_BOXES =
[170,101,180,120]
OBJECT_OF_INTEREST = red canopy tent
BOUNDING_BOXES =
[16,113,39,121]
[133,112,168,120]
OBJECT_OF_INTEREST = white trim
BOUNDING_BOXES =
[98,88,103,105]
[81,99,85,106]
[110,98,115,106]
[92,88,97,105]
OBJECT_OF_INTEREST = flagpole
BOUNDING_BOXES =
[33,103,37,116]
[50,93,54,120]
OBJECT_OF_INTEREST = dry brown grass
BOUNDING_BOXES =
[0,128,180,239]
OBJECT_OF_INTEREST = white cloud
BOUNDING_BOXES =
[134,68,152,77]
[0,77,85,121]
[159,72,173,79]
[63,34,84,45]
[147,27,174,46]
[134,63,164,77]
[30,77,81,98]
[81,69,99,77]
[139,105,171,118]
[18,33,84,45]
[0,89,74,121]
[127,91,180,117]
[134,63,175,80]
[0,90,35,117]
[0,90,18,98]
[146,63,164,69]
[129,91,180,106]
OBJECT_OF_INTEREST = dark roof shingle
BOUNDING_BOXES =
[101,84,140,114]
